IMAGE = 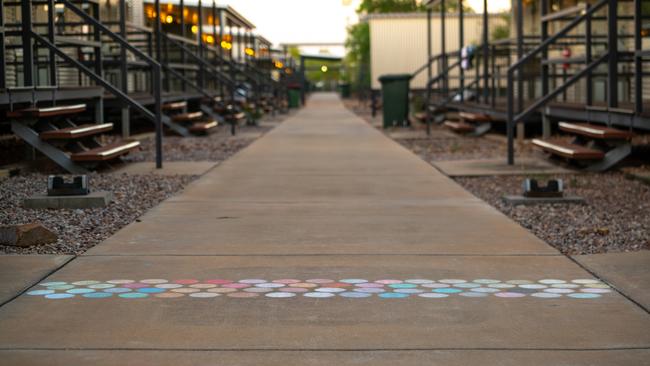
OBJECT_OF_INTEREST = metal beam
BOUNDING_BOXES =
[21,0,34,87]
[607,0,618,108]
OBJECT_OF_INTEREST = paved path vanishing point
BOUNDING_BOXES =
[0,93,648,365]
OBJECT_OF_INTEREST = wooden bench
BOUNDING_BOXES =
[558,122,634,140]
[40,123,114,140]
[7,104,86,118]
[532,139,605,160]
[71,140,141,162]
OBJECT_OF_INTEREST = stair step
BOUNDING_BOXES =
[414,112,426,122]
[189,120,219,134]
[559,122,634,140]
[71,140,140,162]
[532,139,605,160]
[459,112,491,122]
[40,123,114,140]
[172,111,203,122]
[7,104,86,118]
[444,121,475,133]
[162,101,187,111]
[226,112,246,122]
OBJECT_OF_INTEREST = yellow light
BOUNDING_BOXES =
[43,4,48,11]
[245,48,255,56]
[192,14,198,23]
[165,15,174,24]
[206,35,214,44]
[321,65,328,73]
[274,61,284,69]
[285,68,293,75]
[191,25,198,34]
[221,41,232,50]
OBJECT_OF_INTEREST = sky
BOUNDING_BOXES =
[219,0,511,54]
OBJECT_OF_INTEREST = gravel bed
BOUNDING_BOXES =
[122,124,274,162]
[0,173,197,255]
[455,173,650,255]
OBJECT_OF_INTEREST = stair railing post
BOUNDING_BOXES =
[585,3,593,108]
[482,0,489,104]
[426,7,432,136]
[46,0,56,86]
[458,0,464,102]
[440,0,447,98]
[0,0,6,90]
[21,0,34,87]
[197,0,204,90]
[607,0,618,109]
[541,0,550,138]
[119,0,130,137]
[634,0,642,117]
[153,63,163,169]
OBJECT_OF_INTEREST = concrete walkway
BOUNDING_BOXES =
[0,94,648,365]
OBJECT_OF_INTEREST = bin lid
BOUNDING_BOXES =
[378,74,412,83]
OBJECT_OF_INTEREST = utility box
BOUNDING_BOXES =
[379,74,411,128]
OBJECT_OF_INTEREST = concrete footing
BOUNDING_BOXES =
[502,195,585,205]
[23,191,112,209]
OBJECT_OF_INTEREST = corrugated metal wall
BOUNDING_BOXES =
[369,13,507,90]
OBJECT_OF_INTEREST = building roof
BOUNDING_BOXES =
[142,0,256,29]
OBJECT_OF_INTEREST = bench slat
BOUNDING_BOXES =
[7,104,86,118]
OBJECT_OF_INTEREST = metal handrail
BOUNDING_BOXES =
[505,0,610,165]
[55,0,164,168]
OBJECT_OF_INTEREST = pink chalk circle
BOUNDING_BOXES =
[155,284,183,289]
[239,279,266,284]
[123,283,148,289]
[375,279,402,284]
[190,284,217,289]
[470,287,501,293]
[519,284,547,290]
[291,283,318,288]
[473,279,501,284]
[356,283,384,288]
[272,279,301,284]
[223,283,250,289]
[207,288,237,293]
[173,279,199,285]
[204,279,232,285]
[283,287,309,293]
[494,292,526,298]
[306,279,335,284]
[227,292,259,298]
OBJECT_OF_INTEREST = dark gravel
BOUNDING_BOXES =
[456,173,650,255]
[0,173,197,255]
[123,124,274,162]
